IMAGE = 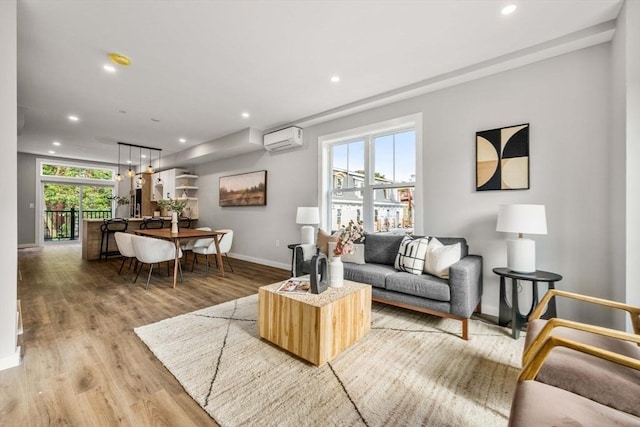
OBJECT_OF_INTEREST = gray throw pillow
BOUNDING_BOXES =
[364,233,406,266]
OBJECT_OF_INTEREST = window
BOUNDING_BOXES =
[41,163,115,181]
[321,114,421,234]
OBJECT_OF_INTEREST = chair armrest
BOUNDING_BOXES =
[519,333,640,382]
[522,317,640,367]
[448,255,483,318]
[530,289,640,334]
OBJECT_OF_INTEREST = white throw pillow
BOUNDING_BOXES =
[394,236,429,275]
[424,237,461,279]
[340,243,366,264]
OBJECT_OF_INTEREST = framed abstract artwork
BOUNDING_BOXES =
[219,170,267,207]
[476,123,529,191]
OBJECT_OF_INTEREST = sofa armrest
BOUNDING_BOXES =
[448,255,483,318]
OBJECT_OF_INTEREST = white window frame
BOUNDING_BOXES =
[318,113,423,234]
[35,158,119,245]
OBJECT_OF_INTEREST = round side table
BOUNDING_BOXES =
[493,267,562,339]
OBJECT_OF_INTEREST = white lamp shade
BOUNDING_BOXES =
[296,207,320,225]
[496,204,547,235]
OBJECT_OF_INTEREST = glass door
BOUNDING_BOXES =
[43,183,113,243]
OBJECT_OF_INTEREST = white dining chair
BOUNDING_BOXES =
[131,235,183,289]
[180,226,212,264]
[191,229,234,275]
[114,232,136,275]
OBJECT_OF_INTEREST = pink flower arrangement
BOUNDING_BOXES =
[333,220,365,256]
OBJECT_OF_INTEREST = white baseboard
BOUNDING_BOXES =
[481,302,498,318]
[228,252,289,271]
[18,243,39,249]
[0,347,21,371]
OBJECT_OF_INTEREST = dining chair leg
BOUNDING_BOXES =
[225,254,234,272]
[145,264,154,290]
[205,254,210,276]
[191,253,197,272]
[178,260,183,283]
[134,262,143,283]
[118,257,127,274]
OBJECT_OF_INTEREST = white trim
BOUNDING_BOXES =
[318,113,423,234]
[0,347,20,371]
[227,252,289,271]
[18,243,38,249]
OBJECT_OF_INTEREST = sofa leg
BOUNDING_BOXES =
[475,301,482,314]
[462,319,469,340]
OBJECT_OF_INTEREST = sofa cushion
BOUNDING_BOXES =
[364,233,406,266]
[394,236,429,275]
[341,243,366,264]
[424,237,461,279]
[343,263,395,289]
[385,272,451,302]
[524,318,640,418]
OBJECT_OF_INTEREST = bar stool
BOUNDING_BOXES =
[178,217,191,229]
[140,217,164,229]
[100,218,128,261]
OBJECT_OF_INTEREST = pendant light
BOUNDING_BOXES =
[136,147,145,186]
[146,148,154,174]
[126,145,135,178]
[116,144,123,182]
[156,150,163,185]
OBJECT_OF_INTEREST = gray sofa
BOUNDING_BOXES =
[295,233,483,339]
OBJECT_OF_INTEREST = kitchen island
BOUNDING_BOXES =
[81,217,197,261]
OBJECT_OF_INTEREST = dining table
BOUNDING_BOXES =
[135,228,227,288]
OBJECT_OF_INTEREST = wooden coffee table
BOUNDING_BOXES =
[258,280,371,366]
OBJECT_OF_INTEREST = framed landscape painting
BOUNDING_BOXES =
[476,123,530,191]
[219,170,267,207]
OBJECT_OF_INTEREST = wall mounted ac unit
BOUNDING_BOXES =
[263,126,303,151]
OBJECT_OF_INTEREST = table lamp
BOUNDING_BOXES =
[496,204,547,273]
[296,207,320,245]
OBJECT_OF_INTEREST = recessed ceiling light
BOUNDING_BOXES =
[68,115,79,122]
[119,110,127,114]
[241,112,250,119]
[141,154,147,159]
[179,138,186,143]
[330,75,340,83]
[52,141,61,146]
[151,118,160,122]
[126,160,132,164]
[48,150,55,154]
[103,64,116,73]
[501,4,517,15]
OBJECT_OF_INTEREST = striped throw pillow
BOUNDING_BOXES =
[394,236,429,275]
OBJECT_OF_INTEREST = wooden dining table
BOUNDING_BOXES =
[135,228,227,288]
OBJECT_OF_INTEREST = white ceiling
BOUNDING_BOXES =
[16,0,623,165]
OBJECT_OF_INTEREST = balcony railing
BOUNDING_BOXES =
[44,209,111,241]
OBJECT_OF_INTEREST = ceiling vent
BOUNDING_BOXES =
[263,126,303,152]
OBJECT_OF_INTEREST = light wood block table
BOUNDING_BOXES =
[258,280,371,366]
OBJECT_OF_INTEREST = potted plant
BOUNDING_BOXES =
[155,198,187,217]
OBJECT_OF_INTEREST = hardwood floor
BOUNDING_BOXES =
[0,243,290,426]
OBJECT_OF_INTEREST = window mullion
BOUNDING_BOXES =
[362,135,374,233]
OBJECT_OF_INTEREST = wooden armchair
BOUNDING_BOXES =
[518,289,640,419]
[509,330,640,426]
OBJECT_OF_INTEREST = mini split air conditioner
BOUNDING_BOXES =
[263,126,303,152]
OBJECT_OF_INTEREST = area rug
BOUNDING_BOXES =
[134,294,524,426]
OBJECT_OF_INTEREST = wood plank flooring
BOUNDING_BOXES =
[0,244,289,426]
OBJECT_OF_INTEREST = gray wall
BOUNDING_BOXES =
[17,153,37,245]
[195,43,617,325]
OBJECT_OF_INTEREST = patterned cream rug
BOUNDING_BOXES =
[134,294,524,426]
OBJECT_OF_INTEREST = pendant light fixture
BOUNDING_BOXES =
[126,145,135,178]
[146,148,155,174]
[136,147,145,186]
[156,149,163,185]
[116,144,123,182]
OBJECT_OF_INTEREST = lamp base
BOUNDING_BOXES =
[506,238,536,273]
[300,225,314,245]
